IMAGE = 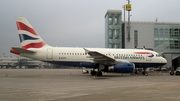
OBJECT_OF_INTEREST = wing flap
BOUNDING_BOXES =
[84,48,116,65]
[84,48,130,65]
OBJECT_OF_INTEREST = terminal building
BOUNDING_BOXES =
[105,10,180,69]
[0,57,48,69]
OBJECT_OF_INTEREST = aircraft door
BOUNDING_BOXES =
[47,48,53,59]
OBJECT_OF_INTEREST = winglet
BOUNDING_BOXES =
[83,48,90,53]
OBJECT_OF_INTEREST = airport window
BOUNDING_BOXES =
[109,44,112,48]
[134,30,138,48]
[159,28,164,38]
[109,17,112,24]
[114,17,118,25]
[109,30,112,38]
[114,30,119,39]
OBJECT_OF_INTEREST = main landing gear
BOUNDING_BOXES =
[134,68,148,76]
[142,68,148,76]
[90,69,103,77]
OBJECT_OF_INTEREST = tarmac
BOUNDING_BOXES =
[0,69,179,101]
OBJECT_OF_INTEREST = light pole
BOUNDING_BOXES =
[122,5,125,23]
[126,0,131,41]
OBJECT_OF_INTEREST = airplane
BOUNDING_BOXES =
[10,17,167,76]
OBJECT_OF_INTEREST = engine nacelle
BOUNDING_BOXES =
[105,63,135,73]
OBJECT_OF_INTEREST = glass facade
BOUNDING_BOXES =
[154,24,180,52]
[105,10,122,48]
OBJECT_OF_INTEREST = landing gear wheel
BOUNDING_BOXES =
[170,71,174,76]
[96,71,102,76]
[135,70,138,75]
[175,71,180,76]
[142,71,148,76]
[91,71,96,76]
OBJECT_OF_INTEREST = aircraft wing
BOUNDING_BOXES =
[83,48,129,65]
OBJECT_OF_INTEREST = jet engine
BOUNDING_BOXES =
[105,63,135,73]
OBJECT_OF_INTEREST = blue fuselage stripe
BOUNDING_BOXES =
[45,61,165,68]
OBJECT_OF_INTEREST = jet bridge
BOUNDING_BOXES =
[160,52,180,72]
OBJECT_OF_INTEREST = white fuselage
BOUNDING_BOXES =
[20,46,167,68]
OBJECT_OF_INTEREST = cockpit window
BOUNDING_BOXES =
[156,54,161,57]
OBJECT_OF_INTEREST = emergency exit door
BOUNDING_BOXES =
[47,48,53,59]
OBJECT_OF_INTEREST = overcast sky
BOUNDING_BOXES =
[0,0,180,56]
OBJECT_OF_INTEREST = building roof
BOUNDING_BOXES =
[123,21,180,25]
[105,9,122,17]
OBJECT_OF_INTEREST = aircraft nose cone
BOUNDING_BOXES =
[162,58,167,64]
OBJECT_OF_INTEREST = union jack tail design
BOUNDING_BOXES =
[16,17,47,50]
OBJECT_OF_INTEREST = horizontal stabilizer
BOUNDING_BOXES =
[11,47,36,54]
